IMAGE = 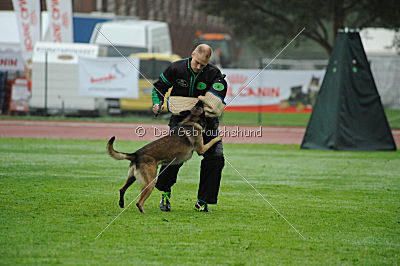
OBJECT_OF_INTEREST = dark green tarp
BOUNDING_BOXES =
[301,31,397,151]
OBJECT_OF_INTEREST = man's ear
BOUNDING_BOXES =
[179,110,191,117]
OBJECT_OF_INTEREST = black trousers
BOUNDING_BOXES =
[155,115,224,204]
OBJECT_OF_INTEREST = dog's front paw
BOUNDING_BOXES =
[136,203,145,213]
[119,199,124,208]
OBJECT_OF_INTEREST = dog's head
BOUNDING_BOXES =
[179,100,206,128]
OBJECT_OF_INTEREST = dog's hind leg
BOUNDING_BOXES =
[119,164,136,208]
[136,162,157,213]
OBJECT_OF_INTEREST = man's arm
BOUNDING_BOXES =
[198,73,228,117]
[209,73,227,100]
[152,65,175,114]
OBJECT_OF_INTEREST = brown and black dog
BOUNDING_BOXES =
[107,101,221,213]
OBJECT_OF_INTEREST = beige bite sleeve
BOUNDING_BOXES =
[167,96,199,115]
[198,91,226,117]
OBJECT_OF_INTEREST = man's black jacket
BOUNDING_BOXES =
[152,57,227,105]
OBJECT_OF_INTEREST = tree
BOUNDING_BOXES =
[199,0,400,55]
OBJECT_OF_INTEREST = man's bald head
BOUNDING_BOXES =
[190,44,213,73]
[192,44,213,60]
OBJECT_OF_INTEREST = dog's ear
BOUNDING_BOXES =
[200,111,206,120]
[199,111,206,127]
[179,110,191,117]
[195,100,204,108]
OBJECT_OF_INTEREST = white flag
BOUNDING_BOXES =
[79,57,140,99]
[44,0,73,42]
[12,0,41,62]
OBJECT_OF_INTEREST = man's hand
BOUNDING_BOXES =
[152,104,163,115]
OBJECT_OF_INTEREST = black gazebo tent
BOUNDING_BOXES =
[301,30,396,151]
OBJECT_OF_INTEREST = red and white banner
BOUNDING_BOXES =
[78,57,140,98]
[222,69,325,113]
[44,0,73,42]
[0,52,25,71]
[9,77,31,111]
[11,0,41,62]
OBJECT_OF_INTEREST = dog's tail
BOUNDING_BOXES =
[107,136,136,161]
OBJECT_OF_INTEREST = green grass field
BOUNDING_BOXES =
[2,108,400,128]
[1,138,399,264]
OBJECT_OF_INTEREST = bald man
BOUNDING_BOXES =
[151,44,227,212]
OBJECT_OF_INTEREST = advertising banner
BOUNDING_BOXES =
[0,52,25,71]
[78,57,140,99]
[34,42,100,58]
[9,77,31,111]
[44,0,73,42]
[11,0,41,62]
[223,69,325,112]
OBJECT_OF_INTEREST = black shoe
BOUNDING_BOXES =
[194,201,209,212]
[160,192,171,212]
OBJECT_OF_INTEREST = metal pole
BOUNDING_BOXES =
[44,51,48,116]
[258,98,262,125]
[258,57,263,125]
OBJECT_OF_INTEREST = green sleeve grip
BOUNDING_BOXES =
[152,88,160,105]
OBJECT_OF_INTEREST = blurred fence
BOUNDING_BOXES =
[369,56,400,110]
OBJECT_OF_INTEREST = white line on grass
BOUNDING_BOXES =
[225,27,306,108]
[225,156,306,239]
[95,158,177,240]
